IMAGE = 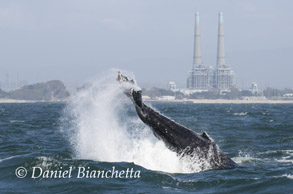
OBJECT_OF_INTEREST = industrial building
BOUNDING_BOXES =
[187,12,236,92]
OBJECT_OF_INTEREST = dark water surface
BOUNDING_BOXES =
[0,102,292,193]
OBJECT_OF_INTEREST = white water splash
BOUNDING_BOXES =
[63,70,209,173]
[232,150,260,164]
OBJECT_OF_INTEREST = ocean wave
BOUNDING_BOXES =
[260,150,293,155]
[272,174,293,179]
[9,120,25,123]
[0,155,19,163]
[257,150,293,164]
[233,112,248,116]
[281,174,293,179]
[275,157,293,164]
[0,154,32,163]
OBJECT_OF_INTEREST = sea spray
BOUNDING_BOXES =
[62,70,211,173]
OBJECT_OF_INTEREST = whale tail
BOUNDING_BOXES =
[117,71,135,84]
[116,71,142,108]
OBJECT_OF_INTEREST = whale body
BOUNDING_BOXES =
[118,73,238,170]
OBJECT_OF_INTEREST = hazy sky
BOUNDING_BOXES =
[0,0,292,89]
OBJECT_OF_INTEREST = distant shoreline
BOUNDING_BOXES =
[145,99,293,104]
[0,98,66,103]
[1,98,293,104]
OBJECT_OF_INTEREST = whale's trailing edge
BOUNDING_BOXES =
[117,72,238,170]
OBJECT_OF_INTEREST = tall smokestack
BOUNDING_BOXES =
[217,12,225,66]
[193,12,202,67]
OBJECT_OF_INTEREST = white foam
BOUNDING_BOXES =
[281,174,293,179]
[275,157,293,164]
[233,112,248,116]
[63,70,211,173]
[259,150,293,164]
[232,151,260,164]
[9,120,25,123]
[272,174,293,179]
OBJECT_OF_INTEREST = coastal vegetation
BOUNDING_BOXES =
[0,80,69,101]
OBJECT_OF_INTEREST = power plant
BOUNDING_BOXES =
[187,12,236,91]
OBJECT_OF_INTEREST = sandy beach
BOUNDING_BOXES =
[0,98,34,103]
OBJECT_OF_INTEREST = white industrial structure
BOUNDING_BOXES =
[168,81,178,92]
[187,12,236,92]
[250,82,259,95]
[187,13,211,91]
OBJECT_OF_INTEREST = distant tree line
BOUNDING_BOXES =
[0,80,69,101]
[141,88,175,99]
[263,87,293,98]
[188,88,254,100]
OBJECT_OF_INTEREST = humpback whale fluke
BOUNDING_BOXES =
[117,72,238,170]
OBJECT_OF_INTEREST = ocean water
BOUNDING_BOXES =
[0,79,293,193]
